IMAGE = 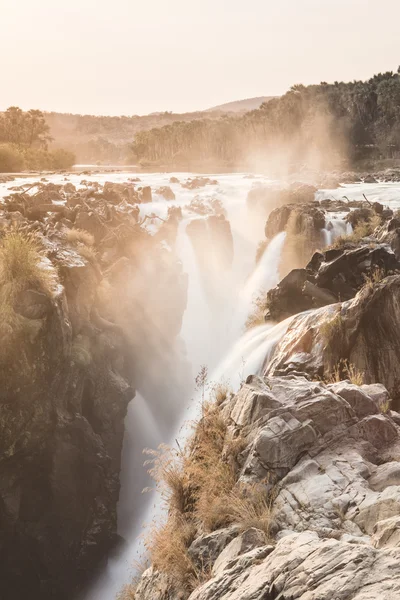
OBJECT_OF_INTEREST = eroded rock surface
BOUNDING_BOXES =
[135,372,400,600]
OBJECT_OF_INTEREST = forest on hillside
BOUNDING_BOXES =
[45,109,227,164]
[131,70,400,170]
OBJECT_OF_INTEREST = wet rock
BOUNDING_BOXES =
[156,186,175,200]
[74,210,107,243]
[364,174,378,183]
[14,289,52,320]
[182,177,218,190]
[139,185,152,203]
[266,242,400,322]
[265,203,325,239]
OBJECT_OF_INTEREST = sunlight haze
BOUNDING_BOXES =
[1,0,400,114]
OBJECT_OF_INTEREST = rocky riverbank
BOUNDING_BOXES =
[131,179,400,600]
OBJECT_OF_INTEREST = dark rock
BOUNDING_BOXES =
[155,186,175,201]
[364,175,378,183]
[372,202,384,215]
[347,207,374,228]
[139,186,152,203]
[265,243,400,322]
[265,204,325,239]
[14,289,52,320]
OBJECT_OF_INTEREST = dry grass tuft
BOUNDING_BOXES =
[379,399,391,414]
[143,398,274,596]
[65,228,94,247]
[362,266,389,290]
[77,244,98,264]
[319,310,343,347]
[326,359,364,386]
[246,292,268,330]
[226,482,274,536]
[0,228,53,360]
[332,215,381,248]
[211,380,233,405]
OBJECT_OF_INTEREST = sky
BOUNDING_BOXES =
[1,0,400,116]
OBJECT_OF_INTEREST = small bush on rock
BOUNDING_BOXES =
[326,359,364,386]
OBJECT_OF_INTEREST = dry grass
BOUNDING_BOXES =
[319,310,343,346]
[143,400,273,596]
[117,584,137,600]
[362,266,389,289]
[246,292,268,330]
[332,215,381,248]
[65,228,94,247]
[379,399,391,414]
[0,228,53,360]
[211,380,233,405]
[77,244,98,263]
[226,482,274,536]
[326,359,364,386]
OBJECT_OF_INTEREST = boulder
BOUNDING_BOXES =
[139,186,152,203]
[155,186,175,200]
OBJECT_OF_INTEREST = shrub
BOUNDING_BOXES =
[0,144,24,173]
[21,147,76,171]
[50,148,76,169]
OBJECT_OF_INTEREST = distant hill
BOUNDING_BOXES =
[205,96,275,113]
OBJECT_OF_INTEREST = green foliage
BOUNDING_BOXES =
[0,107,75,171]
[0,107,51,148]
[50,148,76,169]
[0,144,24,173]
[130,70,400,167]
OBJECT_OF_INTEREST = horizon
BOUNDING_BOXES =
[2,0,400,116]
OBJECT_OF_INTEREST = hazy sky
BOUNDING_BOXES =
[1,0,400,116]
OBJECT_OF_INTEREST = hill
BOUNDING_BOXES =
[205,96,274,113]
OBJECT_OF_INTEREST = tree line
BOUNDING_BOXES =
[0,107,75,173]
[130,69,400,169]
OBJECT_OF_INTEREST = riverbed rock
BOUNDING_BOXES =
[156,185,175,200]
[265,242,400,322]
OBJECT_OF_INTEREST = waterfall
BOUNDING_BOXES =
[81,173,353,600]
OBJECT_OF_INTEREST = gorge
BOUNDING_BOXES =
[1,170,400,599]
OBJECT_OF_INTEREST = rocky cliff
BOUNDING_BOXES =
[0,180,188,599]
[132,191,400,600]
